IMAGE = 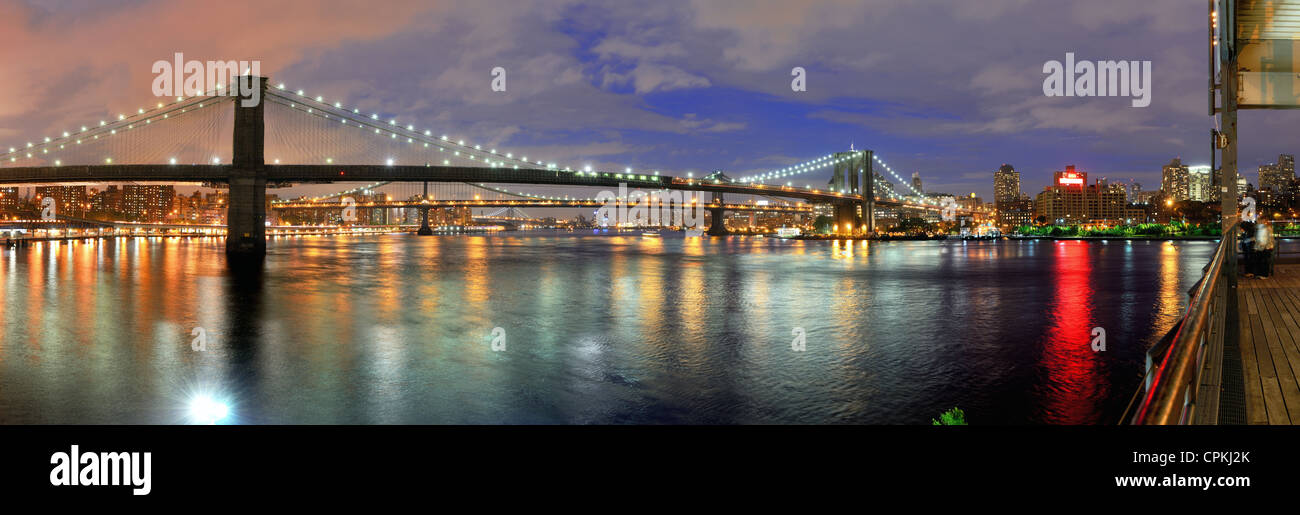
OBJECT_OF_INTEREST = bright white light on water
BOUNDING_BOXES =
[188,395,229,425]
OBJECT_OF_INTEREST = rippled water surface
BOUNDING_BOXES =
[0,233,1234,424]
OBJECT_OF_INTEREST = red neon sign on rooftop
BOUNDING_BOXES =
[1056,165,1085,187]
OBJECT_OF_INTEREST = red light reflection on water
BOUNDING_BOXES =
[1037,241,1107,424]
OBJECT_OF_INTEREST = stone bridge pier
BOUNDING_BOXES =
[226,76,269,256]
[706,191,728,236]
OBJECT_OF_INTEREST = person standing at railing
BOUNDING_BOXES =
[1241,221,1257,278]
[1254,221,1275,278]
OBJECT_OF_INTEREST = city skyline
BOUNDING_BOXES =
[2,0,1298,202]
[2,2,1300,500]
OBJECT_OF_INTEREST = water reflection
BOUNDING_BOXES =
[0,233,1243,424]
[1037,241,1101,424]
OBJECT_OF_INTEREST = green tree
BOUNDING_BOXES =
[896,217,930,234]
[813,215,833,234]
[932,407,967,425]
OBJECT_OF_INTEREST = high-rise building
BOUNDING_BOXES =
[89,185,123,216]
[0,187,18,215]
[873,174,894,198]
[1187,165,1213,202]
[1034,165,1126,225]
[993,164,1029,231]
[957,193,983,211]
[35,186,87,217]
[1259,154,1295,192]
[1161,158,1189,201]
[993,164,1020,204]
[1093,179,1128,222]
[1133,190,1158,205]
[997,197,1034,230]
[121,185,175,222]
[911,172,923,195]
[1036,166,1089,225]
[1279,154,1295,184]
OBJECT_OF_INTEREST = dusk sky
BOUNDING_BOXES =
[1,0,1296,199]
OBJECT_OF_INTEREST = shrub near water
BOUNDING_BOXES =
[1014,223,1221,238]
[932,407,967,425]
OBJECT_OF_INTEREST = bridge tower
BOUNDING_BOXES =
[226,76,269,255]
[828,150,872,236]
[417,182,433,235]
[706,190,727,236]
[833,201,858,236]
[862,150,874,234]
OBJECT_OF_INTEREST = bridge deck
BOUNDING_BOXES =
[1238,263,1300,425]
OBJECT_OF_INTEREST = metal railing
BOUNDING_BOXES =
[1271,220,1300,263]
[1128,221,1239,424]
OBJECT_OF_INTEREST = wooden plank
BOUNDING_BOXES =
[1238,276,1267,424]
[1265,266,1300,415]
[1249,287,1291,424]
[1263,266,1300,418]
[1257,278,1300,424]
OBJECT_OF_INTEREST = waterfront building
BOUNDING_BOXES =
[121,185,175,222]
[1188,165,1213,202]
[1034,166,1127,225]
[993,164,1020,204]
[1161,158,1189,202]
[35,185,87,217]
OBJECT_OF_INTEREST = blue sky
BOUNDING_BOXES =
[1,0,1297,200]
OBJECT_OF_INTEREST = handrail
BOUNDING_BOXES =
[1131,220,1238,424]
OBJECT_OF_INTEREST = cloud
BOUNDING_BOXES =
[603,63,711,94]
[591,39,687,60]
[3,0,1298,203]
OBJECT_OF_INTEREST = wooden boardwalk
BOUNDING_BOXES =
[1238,263,1300,424]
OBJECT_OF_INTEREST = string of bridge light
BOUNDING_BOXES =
[468,183,702,204]
[257,82,863,197]
[263,93,511,168]
[298,180,734,206]
[735,150,936,205]
[267,83,676,181]
[275,181,395,204]
[871,153,930,203]
[474,183,806,208]
[0,89,233,166]
[264,91,662,183]
[266,86,814,194]
[737,153,844,184]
